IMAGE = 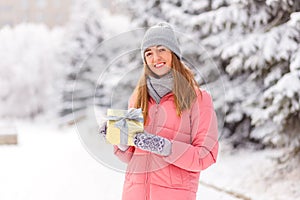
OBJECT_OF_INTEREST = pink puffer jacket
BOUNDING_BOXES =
[114,89,219,200]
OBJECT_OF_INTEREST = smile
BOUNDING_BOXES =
[154,62,166,68]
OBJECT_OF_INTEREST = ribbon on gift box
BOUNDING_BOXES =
[107,108,143,145]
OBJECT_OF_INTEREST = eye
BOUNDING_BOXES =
[145,52,152,57]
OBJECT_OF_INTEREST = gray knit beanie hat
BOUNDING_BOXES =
[141,22,181,61]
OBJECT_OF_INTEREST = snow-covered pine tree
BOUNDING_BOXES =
[60,0,105,117]
[222,11,300,148]
[117,0,300,152]
[0,23,64,119]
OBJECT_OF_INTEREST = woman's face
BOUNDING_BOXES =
[144,45,172,77]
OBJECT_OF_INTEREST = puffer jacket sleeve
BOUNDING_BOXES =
[113,93,137,163]
[113,145,135,163]
[163,90,219,172]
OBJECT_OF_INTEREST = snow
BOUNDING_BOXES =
[288,11,300,27]
[0,121,124,200]
[264,66,283,88]
[203,142,300,200]
[263,71,300,124]
[0,121,299,200]
[290,47,300,72]
[1,1,300,199]
[0,23,65,118]
[100,10,131,37]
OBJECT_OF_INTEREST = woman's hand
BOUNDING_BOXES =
[134,131,172,156]
[99,121,129,151]
[98,122,107,139]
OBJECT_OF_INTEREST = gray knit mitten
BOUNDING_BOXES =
[98,122,107,138]
[134,131,172,156]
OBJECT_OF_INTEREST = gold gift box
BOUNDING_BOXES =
[106,109,144,146]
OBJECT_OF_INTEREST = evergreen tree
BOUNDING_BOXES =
[0,23,64,119]
[118,0,300,151]
[60,0,105,116]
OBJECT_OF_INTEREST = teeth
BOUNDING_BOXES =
[155,63,165,68]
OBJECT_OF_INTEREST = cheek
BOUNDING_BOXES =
[145,57,153,65]
[166,56,172,66]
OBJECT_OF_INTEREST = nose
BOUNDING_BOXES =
[152,49,161,62]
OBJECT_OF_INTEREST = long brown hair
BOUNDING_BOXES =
[133,53,200,124]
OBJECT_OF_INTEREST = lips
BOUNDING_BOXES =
[154,62,166,68]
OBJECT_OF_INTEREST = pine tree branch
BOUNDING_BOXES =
[262,10,284,32]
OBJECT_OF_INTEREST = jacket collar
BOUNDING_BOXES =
[149,92,174,104]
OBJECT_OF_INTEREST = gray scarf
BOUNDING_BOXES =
[147,72,173,103]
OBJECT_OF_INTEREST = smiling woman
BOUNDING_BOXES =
[100,22,219,200]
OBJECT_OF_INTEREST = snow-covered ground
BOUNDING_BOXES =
[0,120,124,200]
[0,120,299,200]
[201,142,300,200]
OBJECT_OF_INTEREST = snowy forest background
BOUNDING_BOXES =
[1,0,299,156]
[0,0,300,199]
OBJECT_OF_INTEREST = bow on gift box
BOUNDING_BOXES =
[107,108,144,145]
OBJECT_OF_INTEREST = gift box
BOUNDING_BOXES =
[106,108,144,146]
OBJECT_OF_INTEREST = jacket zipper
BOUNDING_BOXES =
[145,103,159,200]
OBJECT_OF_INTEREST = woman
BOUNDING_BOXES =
[104,22,219,200]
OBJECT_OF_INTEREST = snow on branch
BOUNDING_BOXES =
[263,71,300,124]
[221,13,300,77]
